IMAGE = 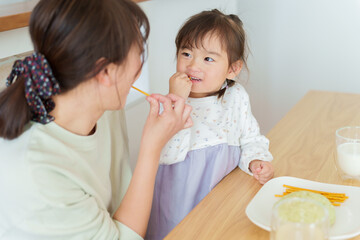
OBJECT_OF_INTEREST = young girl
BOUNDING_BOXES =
[145,9,274,240]
[0,0,192,239]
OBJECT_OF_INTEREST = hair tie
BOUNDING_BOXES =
[220,80,228,90]
[6,52,61,124]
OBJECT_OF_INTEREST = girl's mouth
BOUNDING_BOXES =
[189,76,202,82]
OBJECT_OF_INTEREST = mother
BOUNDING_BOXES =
[0,0,192,239]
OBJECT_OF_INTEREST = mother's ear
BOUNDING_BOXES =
[95,62,117,88]
[226,60,243,80]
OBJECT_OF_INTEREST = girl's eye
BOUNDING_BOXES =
[181,52,191,57]
[204,57,214,62]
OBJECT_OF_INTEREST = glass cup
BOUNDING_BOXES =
[335,126,360,180]
[270,197,329,240]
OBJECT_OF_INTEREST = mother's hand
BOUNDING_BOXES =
[142,93,192,152]
[117,93,192,237]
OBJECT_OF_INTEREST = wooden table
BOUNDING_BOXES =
[165,90,360,240]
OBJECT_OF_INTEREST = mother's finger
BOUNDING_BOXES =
[182,105,192,122]
[183,116,193,129]
[153,94,173,112]
[167,93,185,114]
[146,96,160,118]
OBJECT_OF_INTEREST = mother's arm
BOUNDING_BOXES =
[113,94,192,237]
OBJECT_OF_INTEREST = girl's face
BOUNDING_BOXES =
[176,34,234,98]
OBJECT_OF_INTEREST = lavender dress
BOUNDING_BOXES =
[145,83,273,240]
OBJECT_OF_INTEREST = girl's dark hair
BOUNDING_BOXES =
[0,0,149,140]
[175,9,247,98]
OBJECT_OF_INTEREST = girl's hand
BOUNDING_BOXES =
[142,93,192,153]
[169,72,192,100]
[249,160,274,184]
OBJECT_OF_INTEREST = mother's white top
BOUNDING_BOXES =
[0,110,142,240]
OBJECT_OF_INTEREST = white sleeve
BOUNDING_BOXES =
[238,90,273,175]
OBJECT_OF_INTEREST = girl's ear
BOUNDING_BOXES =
[226,60,243,80]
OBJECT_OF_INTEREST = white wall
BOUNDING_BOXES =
[127,0,360,168]
[5,0,358,169]
[236,0,360,133]
[0,27,33,59]
[0,0,28,4]
[0,0,38,58]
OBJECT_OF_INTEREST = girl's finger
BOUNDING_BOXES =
[259,171,273,182]
[170,72,182,79]
[167,93,183,103]
[178,72,189,79]
[250,161,261,173]
[259,176,270,184]
[258,166,272,177]
[260,162,272,172]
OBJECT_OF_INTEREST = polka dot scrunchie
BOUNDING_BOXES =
[6,52,61,124]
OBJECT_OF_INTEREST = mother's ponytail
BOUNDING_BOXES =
[0,53,60,140]
[0,77,31,139]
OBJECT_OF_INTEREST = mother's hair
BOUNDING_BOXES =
[0,0,149,140]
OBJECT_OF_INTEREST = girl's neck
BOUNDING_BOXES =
[50,81,104,136]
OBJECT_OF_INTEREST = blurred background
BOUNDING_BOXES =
[1,0,360,169]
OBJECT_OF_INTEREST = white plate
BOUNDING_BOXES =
[245,176,360,240]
